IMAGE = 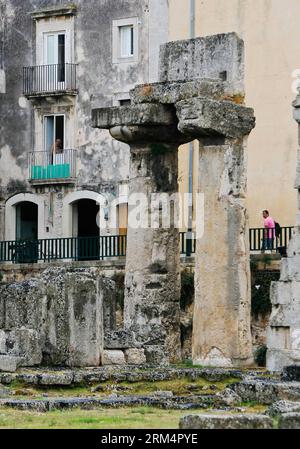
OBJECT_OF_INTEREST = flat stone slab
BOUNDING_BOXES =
[278,412,300,429]
[0,393,216,412]
[0,366,245,386]
[92,104,177,129]
[179,413,273,429]
[176,97,255,139]
[230,380,300,404]
[267,400,300,417]
[130,79,226,105]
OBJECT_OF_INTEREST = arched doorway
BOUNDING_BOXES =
[16,202,38,241]
[15,201,38,263]
[5,193,45,242]
[73,198,100,260]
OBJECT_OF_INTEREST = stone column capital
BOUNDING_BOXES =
[176,97,255,139]
[92,103,189,145]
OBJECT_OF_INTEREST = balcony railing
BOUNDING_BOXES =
[249,226,294,253]
[23,63,77,96]
[0,235,127,264]
[29,149,77,182]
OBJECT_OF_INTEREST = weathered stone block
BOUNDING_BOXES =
[6,328,42,366]
[38,372,74,386]
[268,400,300,417]
[124,348,146,365]
[176,97,255,139]
[282,365,300,381]
[279,413,300,429]
[230,380,300,404]
[104,330,136,349]
[0,355,20,372]
[0,267,103,368]
[159,33,245,93]
[130,79,226,105]
[92,104,177,129]
[179,414,273,430]
[144,346,169,365]
[270,282,291,306]
[215,388,242,406]
[102,350,126,365]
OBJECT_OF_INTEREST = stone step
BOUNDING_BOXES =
[0,393,218,412]
[267,400,300,417]
[278,413,300,429]
[0,366,245,386]
[230,380,300,404]
[179,413,273,429]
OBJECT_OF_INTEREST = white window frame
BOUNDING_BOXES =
[36,17,74,66]
[43,31,67,65]
[112,17,139,64]
[43,114,66,153]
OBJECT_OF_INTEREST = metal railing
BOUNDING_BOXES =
[180,231,196,256]
[29,149,77,181]
[0,228,295,264]
[0,235,127,264]
[249,226,294,253]
[23,63,77,96]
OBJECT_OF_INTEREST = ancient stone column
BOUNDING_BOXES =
[93,104,187,363]
[177,97,255,367]
[93,33,256,367]
[266,95,300,371]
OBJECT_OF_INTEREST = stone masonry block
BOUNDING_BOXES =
[159,33,245,93]
[176,97,255,139]
[179,414,273,429]
[102,350,126,366]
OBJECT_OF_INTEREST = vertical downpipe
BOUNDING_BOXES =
[186,0,195,257]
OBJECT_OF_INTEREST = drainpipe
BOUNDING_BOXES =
[186,0,195,257]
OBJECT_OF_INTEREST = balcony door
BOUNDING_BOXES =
[44,115,64,151]
[44,32,66,89]
[44,115,65,167]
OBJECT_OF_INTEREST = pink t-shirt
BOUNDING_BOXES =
[264,216,276,239]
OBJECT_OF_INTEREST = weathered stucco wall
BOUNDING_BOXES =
[170,0,298,228]
[0,0,168,240]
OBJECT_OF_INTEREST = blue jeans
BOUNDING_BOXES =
[261,238,274,251]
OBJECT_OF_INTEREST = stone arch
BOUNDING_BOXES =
[62,190,107,237]
[5,193,46,241]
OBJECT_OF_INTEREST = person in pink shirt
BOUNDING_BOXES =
[262,210,276,251]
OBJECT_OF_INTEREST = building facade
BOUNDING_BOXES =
[171,0,299,229]
[0,0,168,254]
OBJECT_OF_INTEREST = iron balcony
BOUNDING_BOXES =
[23,63,77,97]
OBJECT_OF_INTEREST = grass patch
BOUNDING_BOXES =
[6,376,241,400]
[0,407,193,429]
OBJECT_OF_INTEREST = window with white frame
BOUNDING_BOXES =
[112,18,138,63]
[119,25,134,58]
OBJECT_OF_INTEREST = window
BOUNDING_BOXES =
[119,25,134,58]
[44,115,65,153]
[44,32,66,82]
[112,18,138,63]
[119,99,131,106]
